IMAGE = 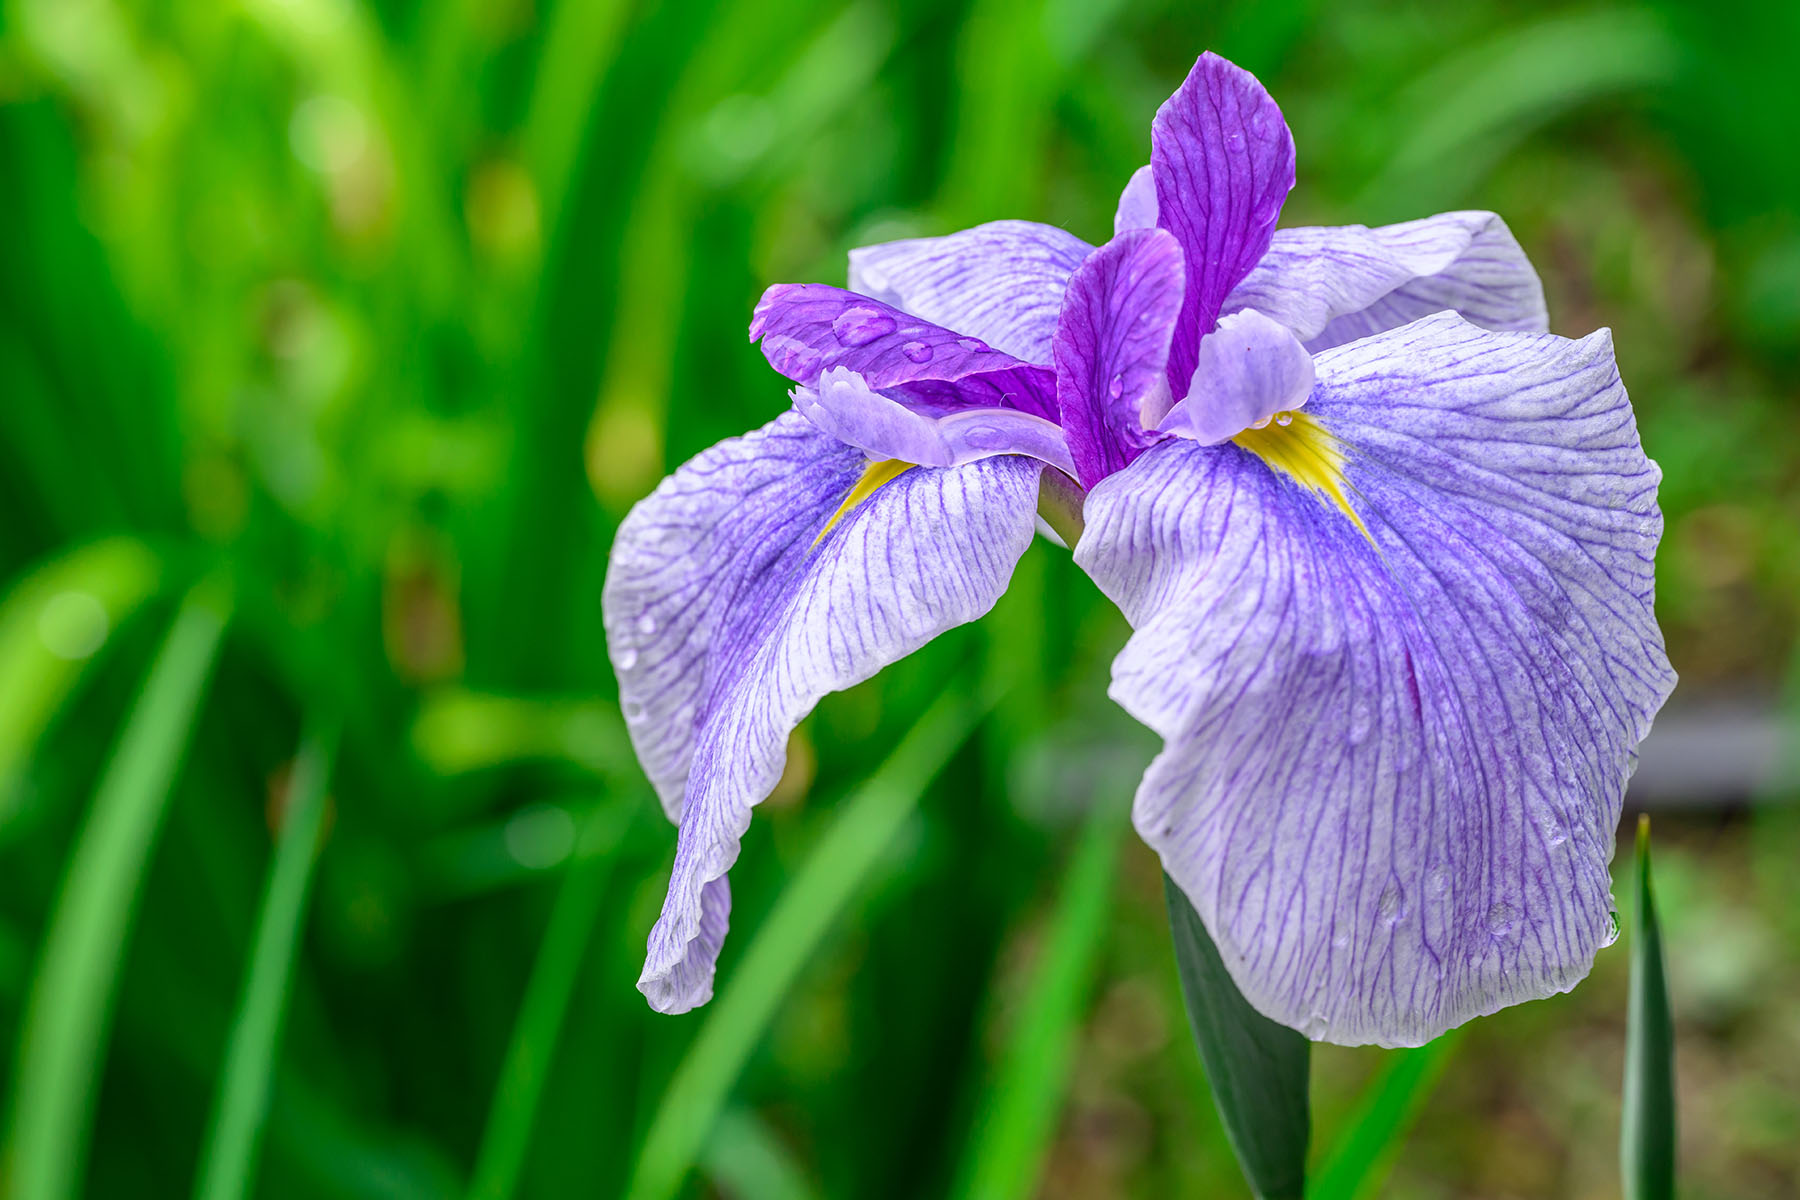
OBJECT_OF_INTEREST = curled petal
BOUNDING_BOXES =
[1114,164,1159,235]
[1225,212,1549,352]
[1051,227,1186,487]
[1158,309,1315,444]
[1152,52,1296,399]
[753,283,1058,419]
[605,413,1042,1013]
[796,368,1077,476]
[847,220,1094,363]
[1075,313,1673,1046]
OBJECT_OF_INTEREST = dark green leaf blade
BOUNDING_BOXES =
[1622,814,1675,1200]
[1164,875,1309,1200]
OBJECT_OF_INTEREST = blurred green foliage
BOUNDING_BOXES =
[0,0,1796,1197]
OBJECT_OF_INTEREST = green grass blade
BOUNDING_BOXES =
[624,687,993,1200]
[192,717,341,1200]
[1622,814,1675,1200]
[1164,875,1310,1200]
[702,1109,822,1200]
[950,797,1128,1200]
[467,801,634,1200]
[2,578,231,1200]
[1310,1031,1464,1200]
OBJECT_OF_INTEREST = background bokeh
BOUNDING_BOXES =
[1,0,1796,1197]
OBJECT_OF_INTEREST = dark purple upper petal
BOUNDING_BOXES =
[1052,228,1186,488]
[752,283,1059,420]
[1151,52,1296,399]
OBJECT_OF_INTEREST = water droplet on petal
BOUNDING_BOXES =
[1346,700,1373,744]
[1604,907,1621,946]
[1274,411,1294,426]
[956,336,990,353]
[902,340,933,363]
[832,305,896,347]
[1377,888,1405,927]
[1426,865,1451,896]
[1107,374,1124,401]
[1486,902,1518,937]
[1330,931,1350,949]
[614,647,638,670]
[636,613,658,636]
[622,700,644,720]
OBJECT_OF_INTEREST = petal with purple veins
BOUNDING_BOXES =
[1151,52,1296,398]
[605,412,1043,1013]
[1052,227,1186,488]
[1158,309,1315,444]
[1225,211,1549,352]
[1075,312,1673,1046]
[847,220,1094,363]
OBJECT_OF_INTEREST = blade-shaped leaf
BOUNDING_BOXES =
[1164,875,1309,1200]
[1622,814,1675,1200]
[1310,1031,1463,1200]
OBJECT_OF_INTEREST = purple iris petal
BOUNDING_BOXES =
[1075,312,1673,1046]
[1052,227,1186,488]
[1114,164,1159,235]
[847,220,1094,362]
[1225,211,1549,352]
[753,283,1059,420]
[1151,52,1296,399]
[795,367,1078,476]
[605,412,1042,1013]
[1158,309,1315,444]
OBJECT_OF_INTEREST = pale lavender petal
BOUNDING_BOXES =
[1075,312,1673,1046]
[752,283,1059,419]
[795,367,1077,476]
[1051,227,1185,487]
[605,412,1042,1013]
[1152,53,1296,398]
[847,220,1094,363]
[1158,309,1315,444]
[1114,164,1158,234]
[1226,212,1549,352]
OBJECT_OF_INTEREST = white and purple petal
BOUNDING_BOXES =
[1052,227,1186,487]
[605,412,1042,1013]
[1075,312,1673,1046]
[1157,308,1315,444]
[753,283,1059,419]
[1114,164,1159,235]
[1225,212,1549,352]
[847,220,1095,364]
[1150,52,1296,397]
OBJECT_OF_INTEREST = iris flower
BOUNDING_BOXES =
[604,52,1673,1046]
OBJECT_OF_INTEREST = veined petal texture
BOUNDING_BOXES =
[605,413,1041,1013]
[1225,211,1549,352]
[1151,52,1296,398]
[1075,312,1673,1046]
[848,220,1094,363]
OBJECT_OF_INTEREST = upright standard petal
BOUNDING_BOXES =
[1114,164,1159,235]
[1224,212,1549,352]
[1151,52,1296,397]
[753,283,1059,419]
[847,220,1094,363]
[1051,227,1185,488]
[1076,313,1673,1046]
[605,413,1042,1013]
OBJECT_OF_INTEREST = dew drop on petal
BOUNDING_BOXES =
[1426,865,1451,896]
[1346,700,1373,744]
[1330,931,1350,949]
[957,336,990,354]
[622,700,644,720]
[636,613,658,636]
[1107,374,1124,401]
[1377,887,1404,927]
[1274,411,1294,427]
[1604,907,1621,946]
[832,306,896,347]
[902,340,933,364]
[1486,902,1518,937]
[614,647,638,670]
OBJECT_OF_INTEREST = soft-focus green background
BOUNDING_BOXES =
[1,0,1796,1197]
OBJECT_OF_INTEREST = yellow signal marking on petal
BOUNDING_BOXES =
[813,458,917,548]
[1232,412,1374,544]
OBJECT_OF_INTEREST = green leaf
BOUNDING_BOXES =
[192,717,340,1200]
[3,578,231,1200]
[1622,814,1675,1200]
[624,687,992,1200]
[1310,1031,1463,1200]
[950,796,1129,1200]
[1164,875,1310,1200]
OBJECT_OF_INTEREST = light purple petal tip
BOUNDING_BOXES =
[1114,164,1159,235]
[1051,227,1186,488]
[606,413,1042,1014]
[848,220,1095,363]
[1158,309,1315,444]
[1075,312,1673,1046]
[1225,211,1549,351]
[1151,52,1296,399]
